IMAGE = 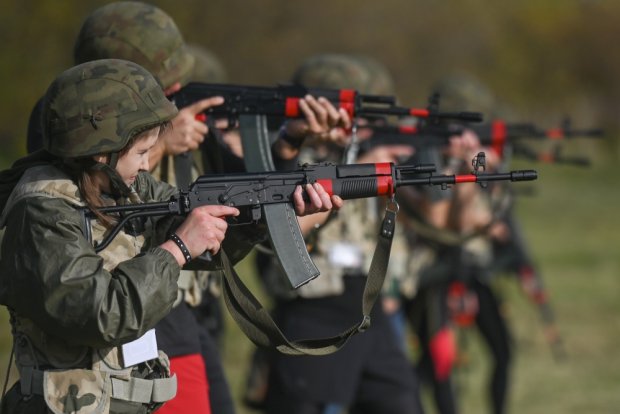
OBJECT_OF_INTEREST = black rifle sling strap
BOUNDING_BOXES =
[219,206,397,355]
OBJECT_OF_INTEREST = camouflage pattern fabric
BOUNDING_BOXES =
[0,165,181,413]
[292,53,394,95]
[351,55,396,96]
[431,72,498,118]
[150,152,211,308]
[42,59,177,159]
[73,1,194,89]
[44,369,110,414]
[187,44,228,83]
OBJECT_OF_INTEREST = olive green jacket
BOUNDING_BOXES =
[0,164,181,367]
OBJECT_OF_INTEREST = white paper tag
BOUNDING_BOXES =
[328,242,364,269]
[121,329,159,367]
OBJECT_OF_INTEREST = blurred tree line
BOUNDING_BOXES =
[0,0,618,162]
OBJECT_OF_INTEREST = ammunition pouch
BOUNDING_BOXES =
[17,353,176,414]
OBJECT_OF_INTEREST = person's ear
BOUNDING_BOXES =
[163,82,182,97]
[92,154,108,164]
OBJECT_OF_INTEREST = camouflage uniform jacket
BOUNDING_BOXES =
[0,164,181,370]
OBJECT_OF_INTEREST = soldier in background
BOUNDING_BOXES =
[401,73,513,414]
[250,53,423,414]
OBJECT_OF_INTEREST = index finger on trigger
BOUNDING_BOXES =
[188,96,225,114]
[208,205,240,217]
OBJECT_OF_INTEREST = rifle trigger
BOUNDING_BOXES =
[251,205,262,221]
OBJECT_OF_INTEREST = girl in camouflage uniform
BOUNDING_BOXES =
[0,58,242,413]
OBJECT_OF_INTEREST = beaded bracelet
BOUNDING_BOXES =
[170,233,192,264]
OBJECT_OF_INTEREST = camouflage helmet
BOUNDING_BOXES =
[187,44,228,83]
[352,55,395,96]
[73,1,194,89]
[292,54,394,95]
[42,58,178,158]
[431,72,497,117]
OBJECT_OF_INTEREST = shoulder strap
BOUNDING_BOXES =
[220,207,397,355]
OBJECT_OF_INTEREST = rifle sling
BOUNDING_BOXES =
[219,207,397,356]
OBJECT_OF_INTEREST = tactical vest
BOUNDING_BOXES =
[2,165,176,414]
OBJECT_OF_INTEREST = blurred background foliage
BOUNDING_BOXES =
[0,0,619,159]
[0,1,619,413]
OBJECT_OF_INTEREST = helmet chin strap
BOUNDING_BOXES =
[91,152,132,198]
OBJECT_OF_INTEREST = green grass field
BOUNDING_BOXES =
[0,142,618,413]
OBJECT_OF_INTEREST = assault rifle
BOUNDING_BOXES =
[170,83,483,172]
[171,82,483,124]
[89,156,537,289]
[359,119,603,158]
[85,156,536,355]
[468,119,603,157]
[511,143,591,167]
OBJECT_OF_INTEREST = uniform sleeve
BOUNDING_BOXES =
[0,196,181,348]
[135,171,177,203]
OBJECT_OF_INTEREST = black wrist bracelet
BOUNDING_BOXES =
[278,126,305,149]
[170,233,192,264]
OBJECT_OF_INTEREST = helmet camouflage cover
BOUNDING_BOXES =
[187,44,228,83]
[292,53,395,95]
[73,1,194,89]
[431,72,497,117]
[43,59,178,158]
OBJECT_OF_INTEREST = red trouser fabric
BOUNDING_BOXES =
[157,353,211,414]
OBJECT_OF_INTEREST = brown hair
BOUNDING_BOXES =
[65,122,171,228]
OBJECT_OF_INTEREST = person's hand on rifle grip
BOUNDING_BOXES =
[161,205,239,266]
[293,182,343,216]
[446,129,482,163]
[282,95,352,145]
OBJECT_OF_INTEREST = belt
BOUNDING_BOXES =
[20,366,177,404]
